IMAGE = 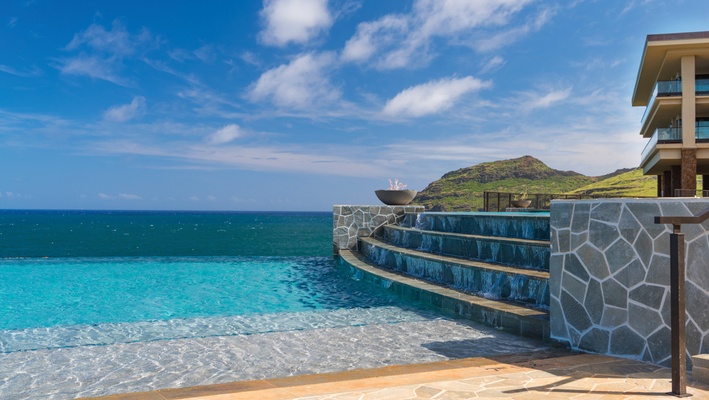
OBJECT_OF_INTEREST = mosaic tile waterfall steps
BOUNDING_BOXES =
[334,207,551,340]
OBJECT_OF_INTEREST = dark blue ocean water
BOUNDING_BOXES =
[0,210,426,331]
[0,210,332,257]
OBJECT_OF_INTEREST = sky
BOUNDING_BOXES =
[2,0,709,211]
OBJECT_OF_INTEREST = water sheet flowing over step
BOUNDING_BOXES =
[361,237,550,308]
[335,209,552,340]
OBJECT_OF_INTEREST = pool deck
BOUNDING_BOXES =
[87,352,709,400]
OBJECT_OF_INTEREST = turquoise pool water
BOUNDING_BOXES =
[0,256,429,331]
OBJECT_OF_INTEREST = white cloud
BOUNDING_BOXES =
[103,96,146,122]
[98,193,142,200]
[59,54,127,86]
[341,0,546,69]
[472,6,555,52]
[193,44,216,63]
[341,15,409,63]
[207,124,242,144]
[60,20,157,85]
[521,87,572,111]
[66,20,154,56]
[91,139,385,177]
[247,52,339,109]
[259,0,333,46]
[383,76,491,118]
[481,56,506,73]
[415,0,532,36]
[0,64,42,77]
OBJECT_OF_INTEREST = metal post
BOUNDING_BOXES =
[670,229,689,397]
[656,206,709,397]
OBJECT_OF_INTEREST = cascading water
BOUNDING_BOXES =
[401,230,411,247]
[414,213,424,230]
[488,241,500,263]
[444,216,458,232]
[360,211,550,310]
[419,235,433,252]
[478,271,505,300]
[389,229,401,245]
[369,244,390,266]
[404,257,444,282]
[393,252,404,269]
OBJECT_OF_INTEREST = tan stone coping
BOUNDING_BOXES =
[80,350,567,400]
[82,352,709,399]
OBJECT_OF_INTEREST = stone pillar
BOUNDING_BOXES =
[704,175,709,196]
[671,165,682,197]
[681,148,697,196]
[657,175,663,197]
[679,55,697,197]
[681,55,696,148]
[664,170,673,197]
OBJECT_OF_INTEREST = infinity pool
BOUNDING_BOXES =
[0,256,550,399]
[0,256,442,350]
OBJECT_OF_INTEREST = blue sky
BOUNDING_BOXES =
[2,0,709,211]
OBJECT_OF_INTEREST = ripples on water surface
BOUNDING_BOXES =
[0,210,551,400]
[0,256,430,332]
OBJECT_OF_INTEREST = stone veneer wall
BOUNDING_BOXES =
[550,198,709,368]
[333,205,424,254]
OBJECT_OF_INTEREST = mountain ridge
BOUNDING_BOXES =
[412,156,654,211]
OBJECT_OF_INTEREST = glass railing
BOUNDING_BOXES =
[697,126,709,140]
[697,79,709,95]
[641,80,682,124]
[640,127,682,162]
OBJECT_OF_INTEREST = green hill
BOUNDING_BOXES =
[569,168,656,197]
[412,156,652,211]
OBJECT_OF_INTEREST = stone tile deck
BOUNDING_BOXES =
[87,353,709,400]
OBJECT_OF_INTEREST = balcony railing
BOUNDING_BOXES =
[641,127,682,161]
[697,126,709,141]
[641,80,682,124]
[641,79,709,125]
[697,78,709,95]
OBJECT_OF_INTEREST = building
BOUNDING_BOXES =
[633,31,709,197]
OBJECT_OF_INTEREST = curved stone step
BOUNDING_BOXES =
[377,225,550,271]
[337,249,549,340]
[360,237,550,308]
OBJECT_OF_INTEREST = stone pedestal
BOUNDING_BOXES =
[333,205,424,254]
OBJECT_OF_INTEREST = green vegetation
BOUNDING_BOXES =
[569,168,656,197]
[412,155,654,211]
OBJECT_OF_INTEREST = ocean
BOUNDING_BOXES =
[0,209,332,257]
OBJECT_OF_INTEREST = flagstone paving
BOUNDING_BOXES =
[87,353,709,400]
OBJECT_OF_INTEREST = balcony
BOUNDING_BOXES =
[641,127,682,161]
[697,78,709,95]
[641,80,682,125]
[698,126,709,141]
[641,79,709,125]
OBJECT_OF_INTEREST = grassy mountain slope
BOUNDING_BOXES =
[412,156,652,211]
[569,168,656,197]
